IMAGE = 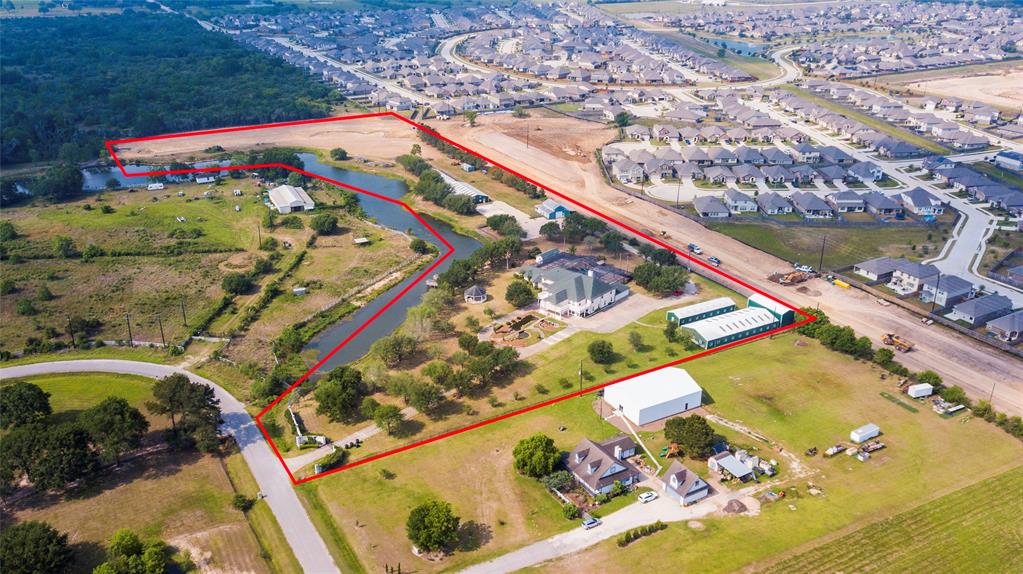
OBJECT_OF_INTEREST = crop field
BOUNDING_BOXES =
[753,466,1023,573]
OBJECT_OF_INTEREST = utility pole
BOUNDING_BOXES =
[257,224,262,248]
[578,359,583,394]
[180,297,188,327]
[67,316,76,349]
[930,272,941,314]
[817,235,827,272]
[676,177,682,208]
[125,314,134,348]
[157,316,167,348]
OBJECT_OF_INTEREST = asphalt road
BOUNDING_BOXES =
[0,360,340,574]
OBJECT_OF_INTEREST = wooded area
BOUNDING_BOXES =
[0,10,337,165]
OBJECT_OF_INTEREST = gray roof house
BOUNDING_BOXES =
[693,195,730,218]
[521,267,628,318]
[660,460,710,506]
[567,436,642,496]
[946,294,1014,327]
[863,191,904,217]
[888,260,940,295]
[848,161,884,182]
[898,187,945,216]
[756,192,793,215]
[920,274,974,308]
[790,191,834,219]
[986,310,1023,344]
[827,191,865,213]
[724,188,757,213]
[854,256,900,282]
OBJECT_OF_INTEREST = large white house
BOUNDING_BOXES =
[268,185,316,213]
[604,367,703,426]
[520,267,628,318]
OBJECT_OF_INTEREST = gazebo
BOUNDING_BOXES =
[463,285,487,304]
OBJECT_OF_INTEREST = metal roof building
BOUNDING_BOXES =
[682,307,779,349]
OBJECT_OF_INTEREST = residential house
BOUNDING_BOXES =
[756,192,793,215]
[986,310,1023,344]
[520,267,629,318]
[946,294,1013,327]
[863,191,904,217]
[853,256,899,282]
[897,187,945,216]
[612,159,645,184]
[827,191,865,213]
[848,161,884,183]
[693,195,730,218]
[566,436,642,496]
[708,451,754,482]
[724,188,757,214]
[790,191,834,219]
[920,274,974,308]
[887,260,940,295]
[660,461,710,506]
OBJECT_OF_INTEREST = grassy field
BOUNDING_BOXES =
[225,451,303,574]
[979,228,1023,275]
[648,29,782,81]
[782,85,950,155]
[5,373,279,574]
[752,466,1023,573]
[706,220,952,270]
[971,161,1023,190]
[530,335,1023,573]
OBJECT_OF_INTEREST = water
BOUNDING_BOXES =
[296,153,481,373]
[81,160,232,190]
[712,38,768,56]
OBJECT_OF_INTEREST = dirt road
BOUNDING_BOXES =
[432,113,1023,415]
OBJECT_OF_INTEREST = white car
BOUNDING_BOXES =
[638,491,658,503]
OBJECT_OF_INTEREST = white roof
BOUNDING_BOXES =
[685,307,777,341]
[668,297,735,320]
[748,293,790,318]
[268,185,315,209]
[604,367,702,407]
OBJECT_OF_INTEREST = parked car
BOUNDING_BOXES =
[581,517,602,530]
[638,491,658,503]
[708,256,722,267]
[688,243,703,255]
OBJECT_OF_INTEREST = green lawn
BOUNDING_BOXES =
[10,372,163,430]
[782,85,950,155]
[752,466,1023,573]
[705,220,951,270]
[971,161,1023,189]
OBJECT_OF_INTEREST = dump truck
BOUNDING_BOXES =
[882,333,913,352]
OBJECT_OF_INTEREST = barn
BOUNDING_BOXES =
[268,185,316,213]
[603,367,703,426]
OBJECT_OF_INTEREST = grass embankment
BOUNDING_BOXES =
[705,220,951,269]
[781,85,950,155]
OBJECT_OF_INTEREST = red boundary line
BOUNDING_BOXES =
[106,112,815,485]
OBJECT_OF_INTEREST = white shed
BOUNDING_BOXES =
[603,367,702,426]
[268,185,315,213]
[907,383,934,399]
[850,423,880,444]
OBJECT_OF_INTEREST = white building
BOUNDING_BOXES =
[268,185,316,213]
[850,423,880,444]
[604,367,703,426]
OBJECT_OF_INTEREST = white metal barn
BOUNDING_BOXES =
[268,185,316,213]
[850,423,880,444]
[907,383,934,398]
[604,367,703,426]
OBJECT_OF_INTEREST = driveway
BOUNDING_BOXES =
[0,360,340,574]
[458,483,758,574]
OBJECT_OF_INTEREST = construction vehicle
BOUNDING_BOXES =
[882,333,914,353]
[779,271,811,285]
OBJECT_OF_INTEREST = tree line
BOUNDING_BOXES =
[1,11,336,165]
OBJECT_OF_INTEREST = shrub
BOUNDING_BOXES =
[587,340,615,364]
[562,503,580,520]
[232,494,255,512]
[330,147,349,161]
[221,272,254,295]
[310,213,339,235]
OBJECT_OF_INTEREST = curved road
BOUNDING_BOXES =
[0,360,340,574]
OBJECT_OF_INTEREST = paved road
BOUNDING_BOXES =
[0,360,340,574]
[459,483,758,573]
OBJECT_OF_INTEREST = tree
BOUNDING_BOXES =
[539,221,562,241]
[873,347,895,367]
[464,110,478,127]
[0,381,52,429]
[0,220,18,241]
[79,397,149,464]
[939,385,969,406]
[513,433,560,478]
[51,235,75,258]
[373,404,403,435]
[505,280,536,308]
[406,499,460,552]
[587,340,615,365]
[146,374,222,451]
[562,502,580,519]
[410,237,431,254]
[628,330,644,352]
[95,529,170,574]
[512,105,527,118]
[407,380,444,414]
[30,423,97,490]
[329,147,349,160]
[359,397,380,419]
[373,334,418,367]
[410,144,422,156]
[664,415,716,459]
[315,366,368,423]
[541,470,573,492]
[0,521,74,574]
[423,361,454,389]
[35,163,83,201]
[442,193,476,215]
[147,374,192,433]
[221,272,254,295]
[309,213,339,235]
[613,111,631,127]
[917,370,943,387]
[663,321,679,343]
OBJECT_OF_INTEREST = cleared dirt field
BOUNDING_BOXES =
[907,69,1023,111]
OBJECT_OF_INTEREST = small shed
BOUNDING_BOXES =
[353,237,370,246]
[907,383,934,399]
[850,423,880,444]
[464,285,487,304]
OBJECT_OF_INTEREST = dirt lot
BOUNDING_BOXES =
[906,69,1023,111]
